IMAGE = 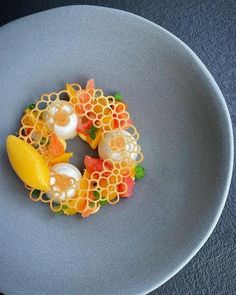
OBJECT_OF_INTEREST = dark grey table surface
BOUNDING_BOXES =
[0,1,235,294]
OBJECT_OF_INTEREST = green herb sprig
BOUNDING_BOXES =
[27,103,36,110]
[87,125,98,140]
[99,199,108,206]
[114,92,123,101]
[135,165,145,180]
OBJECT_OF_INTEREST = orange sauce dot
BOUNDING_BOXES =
[54,173,73,191]
[54,109,69,126]
[110,135,126,151]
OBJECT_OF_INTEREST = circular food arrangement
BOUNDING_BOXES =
[6,80,145,217]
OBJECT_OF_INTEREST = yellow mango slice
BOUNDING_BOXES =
[66,83,77,97]
[90,129,103,149]
[64,198,87,215]
[79,170,91,189]
[78,132,87,142]
[78,128,102,150]
[6,135,50,191]
[49,152,73,166]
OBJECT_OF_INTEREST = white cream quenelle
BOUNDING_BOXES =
[47,163,82,201]
[43,101,79,140]
[98,130,138,162]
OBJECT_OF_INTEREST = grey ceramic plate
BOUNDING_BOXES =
[0,5,233,295]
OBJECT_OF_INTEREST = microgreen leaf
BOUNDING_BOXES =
[90,125,98,133]
[27,103,35,110]
[99,199,108,206]
[90,132,96,140]
[114,92,123,101]
[87,125,98,140]
[135,165,145,180]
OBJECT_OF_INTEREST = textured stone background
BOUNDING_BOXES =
[0,1,235,294]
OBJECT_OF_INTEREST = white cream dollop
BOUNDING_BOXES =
[98,130,138,162]
[47,163,82,201]
[44,101,79,140]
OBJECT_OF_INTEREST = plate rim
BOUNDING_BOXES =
[0,5,234,295]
